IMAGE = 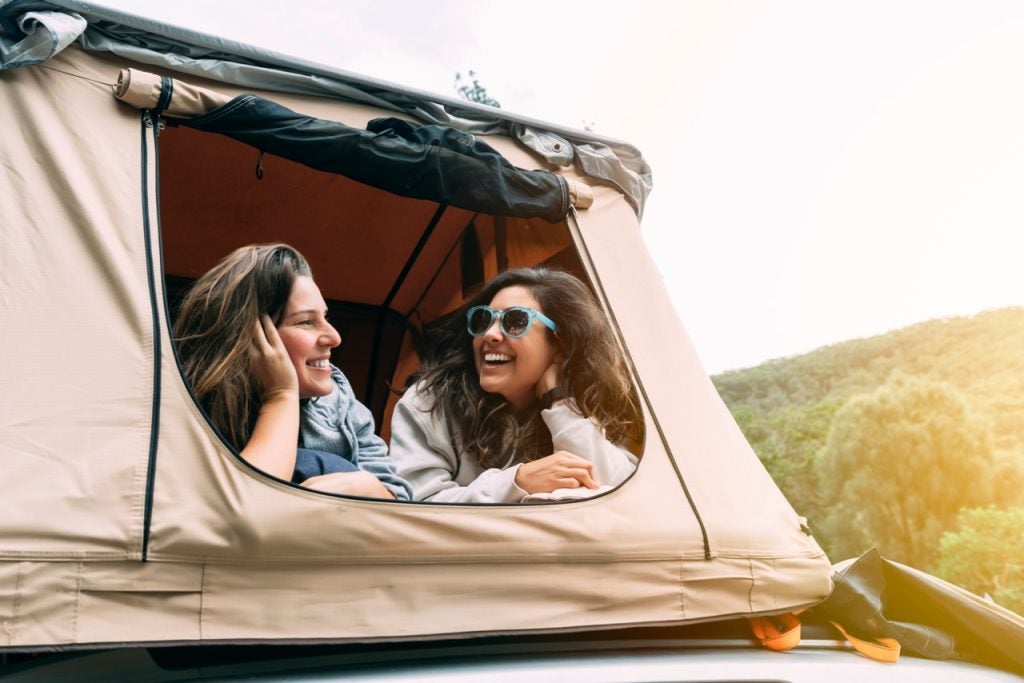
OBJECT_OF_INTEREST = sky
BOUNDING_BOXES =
[98,0,1024,373]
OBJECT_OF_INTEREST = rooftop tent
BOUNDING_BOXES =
[0,1,833,649]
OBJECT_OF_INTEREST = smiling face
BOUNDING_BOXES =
[276,275,342,399]
[472,285,557,411]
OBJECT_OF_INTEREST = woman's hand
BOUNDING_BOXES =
[301,471,396,499]
[514,451,599,493]
[534,361,562,400]
[238,315,301,480]
[249,314,298,401]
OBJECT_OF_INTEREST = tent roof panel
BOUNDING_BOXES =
[0,0,653,216]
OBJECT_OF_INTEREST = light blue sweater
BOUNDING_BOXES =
[299,366,412,501]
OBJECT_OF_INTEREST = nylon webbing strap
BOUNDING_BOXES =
[153,75,173,117]
[831,620,901,663]
[749,614,802,652]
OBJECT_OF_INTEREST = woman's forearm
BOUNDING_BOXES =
[543,401,638,487]
[240,390,300,480]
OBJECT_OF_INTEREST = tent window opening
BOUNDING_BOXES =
[157,123,644,503]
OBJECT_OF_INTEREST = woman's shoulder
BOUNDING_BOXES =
[397,379,436,412]
[391,380,457,452]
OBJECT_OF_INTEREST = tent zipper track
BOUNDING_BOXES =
[140,110,162,561]
[567,207,711,560]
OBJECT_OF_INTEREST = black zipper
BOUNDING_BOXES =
[140,110,162,561]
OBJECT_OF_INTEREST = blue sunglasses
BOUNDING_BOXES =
[466,305,557,339]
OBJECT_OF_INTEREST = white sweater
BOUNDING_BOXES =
[388,382,638,503]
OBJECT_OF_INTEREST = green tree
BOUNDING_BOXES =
[815,373,996,568]
[935,507,1024,615]
[454,70,501,108]
[734,400,839,525]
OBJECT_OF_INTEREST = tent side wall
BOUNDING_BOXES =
[0,46,154,559]
[0,46,832,649]
[574,194,816,557]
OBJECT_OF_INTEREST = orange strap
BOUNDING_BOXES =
[750,613,902,663]
[749,613,802,651]
[830,620,901,664]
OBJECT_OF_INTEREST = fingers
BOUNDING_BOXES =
[550,451,593,470]
[553,453,597,489]
[250,315,289,361]
[515,452,602,493]
[259,314,285,350]
[564,466,598,489]
[249,317,266,355]
[255,314,288,356]
[248,314,299,398]
[250,315,274,354]
[557,467,597,489]
[540,453,599,489]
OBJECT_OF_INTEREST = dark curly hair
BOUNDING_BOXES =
[414,267,643,468]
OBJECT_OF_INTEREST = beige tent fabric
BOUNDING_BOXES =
[114,67,232,118]
[0,49,153,559]
[573,192,810,556]
[0,46,832,649]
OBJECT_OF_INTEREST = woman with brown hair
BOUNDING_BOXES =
[173,243,411,500]
[389,267,643,503]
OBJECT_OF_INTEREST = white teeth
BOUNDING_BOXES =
[484,353,512,363]
[308,359,329,368]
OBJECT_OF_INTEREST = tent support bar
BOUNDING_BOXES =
[364,203,449,408]
[410,213,480,320]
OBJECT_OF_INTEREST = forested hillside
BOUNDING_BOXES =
[712,306,1024,613]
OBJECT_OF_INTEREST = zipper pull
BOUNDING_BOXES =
[141,111,165,135]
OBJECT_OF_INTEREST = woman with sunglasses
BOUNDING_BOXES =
[389,267,643,502]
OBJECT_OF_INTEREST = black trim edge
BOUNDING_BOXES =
[140,112,162,561]
[365,202,448,407]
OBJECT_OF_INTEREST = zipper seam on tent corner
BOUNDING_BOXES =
[140,111,162,561]
[565,209,711,561]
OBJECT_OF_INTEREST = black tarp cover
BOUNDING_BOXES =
[176,95,572,223]
[811,549,1024,676]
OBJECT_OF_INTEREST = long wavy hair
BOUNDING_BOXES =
[173,243,312,450]
[416,267,643,468]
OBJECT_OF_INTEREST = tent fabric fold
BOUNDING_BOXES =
[0,8,85,68]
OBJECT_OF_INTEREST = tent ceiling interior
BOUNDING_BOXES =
[161,125,479,309]
[158,124,580,418]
